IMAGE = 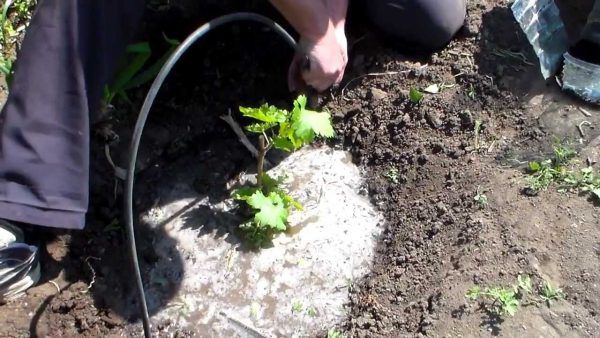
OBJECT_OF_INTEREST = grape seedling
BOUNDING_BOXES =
[233,95,334,247]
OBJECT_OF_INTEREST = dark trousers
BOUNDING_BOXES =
[365,0,466,50]
[0,0,464,230]
[0,0,144,229]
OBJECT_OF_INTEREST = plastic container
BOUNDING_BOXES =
[562,52,600,104]
[511,0,569,79]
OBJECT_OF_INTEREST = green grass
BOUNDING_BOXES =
[466,275,566,320]
[327,329,343,338]
[525,142,599,201]
[540,280,564,306]
[474,186,488,208]
[1,0,36,88]
[466,285,519,316]
[383,167,400,184]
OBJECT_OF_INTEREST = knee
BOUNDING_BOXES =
[366,0,466,50]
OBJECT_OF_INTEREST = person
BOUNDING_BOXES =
[0,0,466,300]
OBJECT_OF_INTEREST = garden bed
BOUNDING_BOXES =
[0,0,599,337]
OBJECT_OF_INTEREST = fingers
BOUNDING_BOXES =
[302,62,345,92]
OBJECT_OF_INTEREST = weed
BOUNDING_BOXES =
[525,142,599,201]
[552,142,577,166]
[473,119,482,150]
[383,167,400,184]
[540,280,564,306]
[233,95,334,247]
[327,329,343,338]
[103,34,179,106]
[409,87,424,103]
[467,83,476,100]
[306,306,318,317]
[526,142,576,194]
[474,186,488,207]
[250,302,260,318]
[466,286,519,316]
[563,167,600,201]
[291,300,303,314]
[103,218,122,233]
[516,275,533,295]
[0,55,12,85]
[1,0,35,89]
[467,274,567,319]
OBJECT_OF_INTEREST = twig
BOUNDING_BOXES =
[341,70,410,97]
[487,140,497,153]
[578,107,592,117]
[48,280,61,294]
[82,256,101,292]
[577,121,592,138]
[104,144,127,180]
[257,135,265,188]
[220,110,259,158]
[218,311,267,338]
[221,110,272,167]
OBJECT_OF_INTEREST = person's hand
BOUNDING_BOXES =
[288,24,348,92]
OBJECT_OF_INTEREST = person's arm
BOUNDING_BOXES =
[269,0,349,91]
[325,0,348,27]
[269,0,332,41]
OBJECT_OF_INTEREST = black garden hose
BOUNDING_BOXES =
[124,13,297,338]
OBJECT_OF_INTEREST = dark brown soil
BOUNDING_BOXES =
[1,0,599,337]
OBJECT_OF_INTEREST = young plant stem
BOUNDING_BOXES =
[257,135,266,188]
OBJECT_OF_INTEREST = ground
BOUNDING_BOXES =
[0,0,599,337]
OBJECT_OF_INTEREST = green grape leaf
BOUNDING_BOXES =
[246,122,276,133]
[292,109,335,141]
[261,173,283,194]
[272,136,296,152]
[239,104,287,123]
[290,95,335,142]
[232,186,259,200]
[247,191,288,231]
[283,194,304,211]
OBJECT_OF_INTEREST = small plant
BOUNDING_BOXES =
[383,167,400,184]
[516,275,533,295]
[563,167,600,201]
[525,142,599,201]
[551,142,577,166]
[474,186,488,208]
[0,55,12,85]
[466,286,519,316]
[1,0,35,89]
[526,143,577,194]
[327,328,343,338]
[233,95,334,247]
[467,83,476,100]
[540,280,564,306]
[291,300,303,314]
[473,119,483,150]
[103,34,179,106]
[409,87,424,103]
[306,306,318,317]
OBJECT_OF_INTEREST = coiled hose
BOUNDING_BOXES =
[124,13,297,338]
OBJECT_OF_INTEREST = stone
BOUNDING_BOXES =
[425,111,443,129]
[369,88,388,101]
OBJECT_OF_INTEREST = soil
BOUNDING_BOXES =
[1,0,599,337]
